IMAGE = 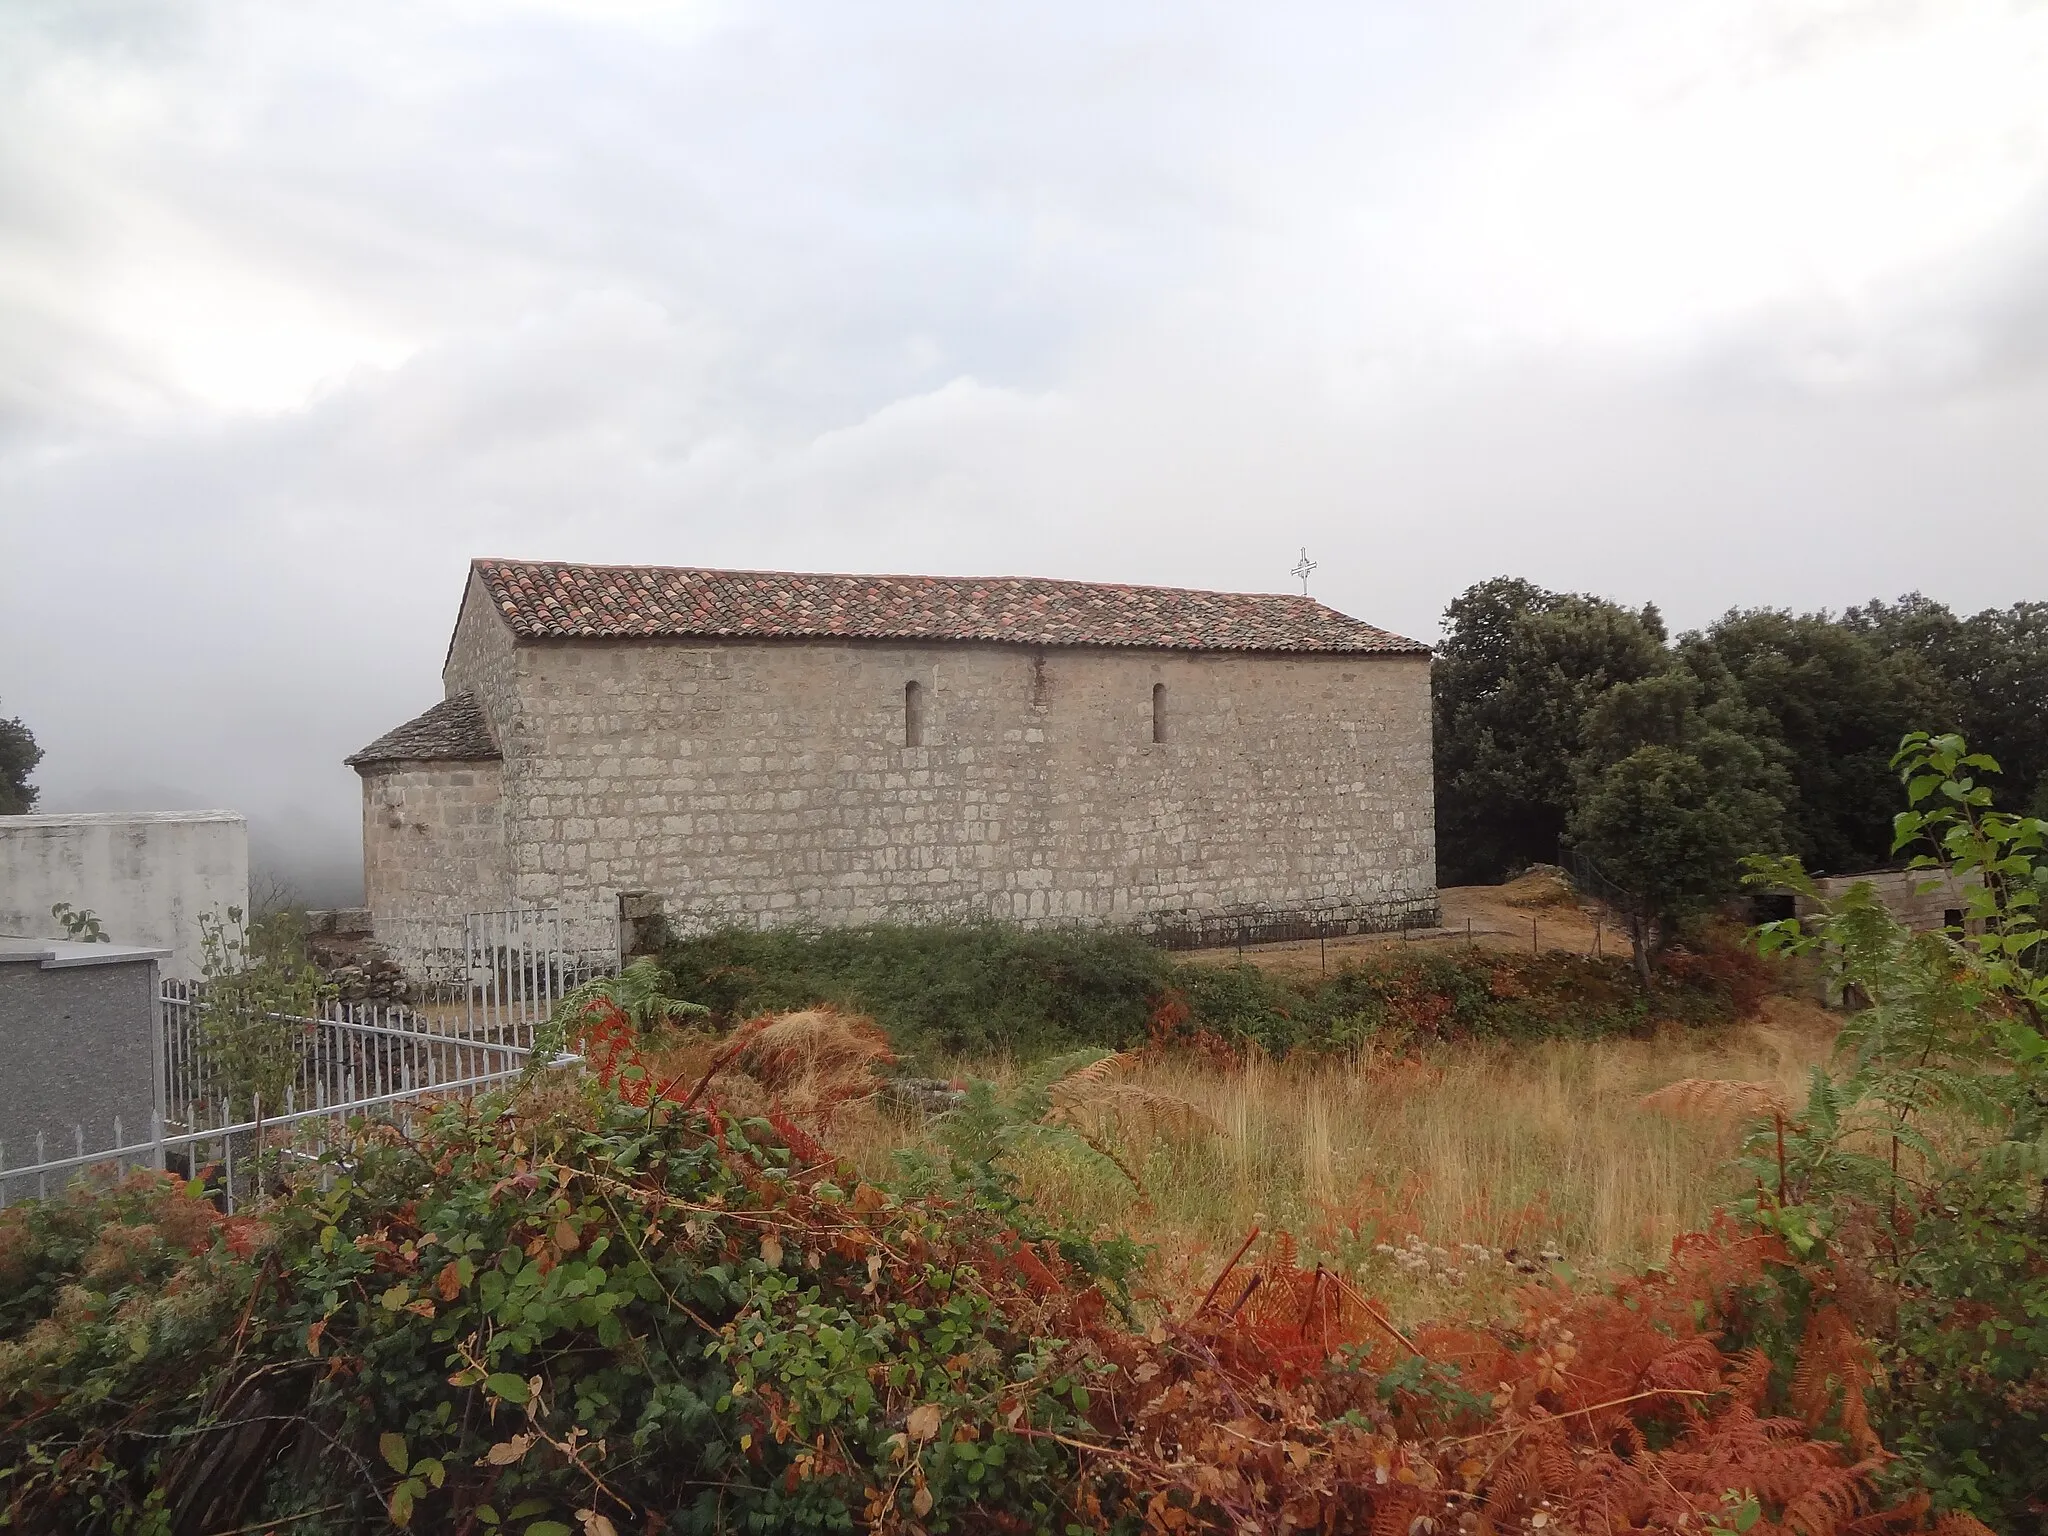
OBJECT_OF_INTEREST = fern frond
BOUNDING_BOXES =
[1779,1460,1879,1536]
[1641,1078,1792,1123]
[1483,1451,1536,1518]
[1974,1134,2048,1181]
[1724,1347,1775,1410]
[1014,1047,1117,1121]
[1048,1082,1220,1143]
[1368,1495,1423,1536]
[1053,1049,1142,1092]
[1787,1305,1879,1456]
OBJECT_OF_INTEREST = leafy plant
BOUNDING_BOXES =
[662,920,1760,1066]
[0,1080,1118,1533]
[49,901,108,943]
[0,1082,1919,1535]
[659,920,1170,1059]
[896,1049,1153,1236]
[1890,730,2048,1021]
[561,958,711,1036]
[195,906,334,1118]
[530,957,711,1070]
[1570,669,1788,986]
[1736,733,2048,1523]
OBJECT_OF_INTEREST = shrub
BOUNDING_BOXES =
[659,921,1172,1058]
[1727,732,2048,1528]
[1,1076,1918,1535]
[0,1086,1128,1533]
[661,923,1763,1063]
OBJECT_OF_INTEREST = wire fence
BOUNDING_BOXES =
[1556,840,1635,917]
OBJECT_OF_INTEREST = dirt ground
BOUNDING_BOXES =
[1178,873,1623,978]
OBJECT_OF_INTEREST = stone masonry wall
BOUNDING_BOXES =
[359,762,508,938]
[445,570,523,738]
[1800,868,1979,933]
[442,628,1435,937]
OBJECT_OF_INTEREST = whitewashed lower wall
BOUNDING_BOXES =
[0,812,249,979]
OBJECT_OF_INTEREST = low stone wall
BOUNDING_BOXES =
[1145,892,1444,950]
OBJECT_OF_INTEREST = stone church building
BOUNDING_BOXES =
[347,559,1437,951]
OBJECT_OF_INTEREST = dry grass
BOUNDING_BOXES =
[829,995,1837,1322]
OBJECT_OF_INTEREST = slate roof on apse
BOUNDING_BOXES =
[346,691,499,767]
[469,559,1429,655]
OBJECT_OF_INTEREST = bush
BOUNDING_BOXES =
[659,921,1172,1058]
[0,1087,1125,1533]
[1165,945,1758,1054]
[1729,731,2048,1528]
[1871,1175,2048,1519]
[0,1077,1916,1535]
[661,921,1766,1063]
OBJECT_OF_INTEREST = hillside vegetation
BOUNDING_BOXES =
[5,733,2047,1532]
[657,918,1772,1062]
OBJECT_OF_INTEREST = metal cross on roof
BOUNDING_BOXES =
[1291,547,1318,595]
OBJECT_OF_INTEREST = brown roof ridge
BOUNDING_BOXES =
[467,557,1429,656]
[474,555,1321,599]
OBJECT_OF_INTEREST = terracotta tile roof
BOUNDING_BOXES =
[347,692,499,770]
[470,559,1429,655]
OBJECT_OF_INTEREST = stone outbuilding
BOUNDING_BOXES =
[1793,868,1979,932]
[347,559,1438,949]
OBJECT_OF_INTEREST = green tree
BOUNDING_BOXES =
[1846,594,2048,817]
[1432,577,1672,884]
[1679,609,1948,872]
[1570,672,1787,985]
[197,907,333,1118]
[0,702,41,815]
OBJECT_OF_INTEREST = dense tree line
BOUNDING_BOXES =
[1433,578,2048,969]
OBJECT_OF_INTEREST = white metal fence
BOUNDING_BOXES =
[157,982,533,1127]
[0,905,611,1211]
[2,998,540,1212]
[373,903,620,1045]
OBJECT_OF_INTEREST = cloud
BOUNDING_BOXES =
[2,0,2046,900]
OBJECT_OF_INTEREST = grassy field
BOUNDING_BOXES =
[818,996,1835,1322]
[636,915,1825,1322]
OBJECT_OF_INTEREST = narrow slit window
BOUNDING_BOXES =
[1152,682,1167,744]
[905,680,925,747]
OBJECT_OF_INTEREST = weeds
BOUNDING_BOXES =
[831,1006,1837,1322]
[0,1056,1915,1535]
[659,918,1774,1064]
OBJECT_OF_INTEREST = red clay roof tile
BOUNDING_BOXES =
[471,559,1428,655]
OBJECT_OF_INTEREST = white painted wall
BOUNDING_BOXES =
[0,811,249,979]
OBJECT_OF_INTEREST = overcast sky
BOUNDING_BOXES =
[3,0,2046,901]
